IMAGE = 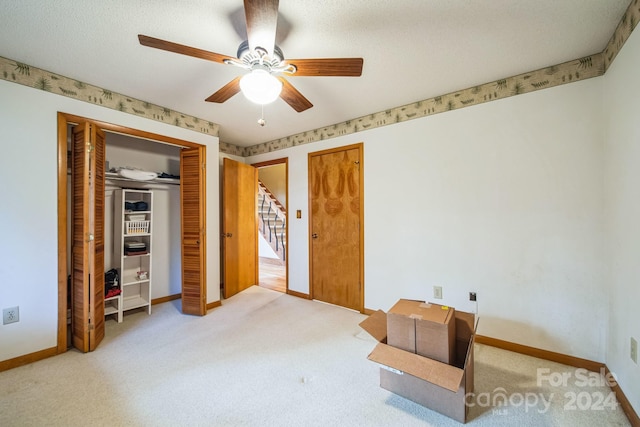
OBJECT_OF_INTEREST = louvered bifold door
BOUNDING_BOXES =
[90,125,105,350]
[180,146,207,315]
[71,122,105,352]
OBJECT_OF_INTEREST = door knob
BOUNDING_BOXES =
[312,233,318,239]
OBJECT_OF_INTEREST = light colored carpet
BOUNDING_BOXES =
[0,286,631,426]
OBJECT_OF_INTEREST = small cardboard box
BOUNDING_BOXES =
[360,307,476,424]
[386,299,456,364]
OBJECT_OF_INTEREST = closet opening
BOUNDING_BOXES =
[100,132,182,324]
[57,112,207,354]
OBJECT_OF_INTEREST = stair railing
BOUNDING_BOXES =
[258,183,286,261]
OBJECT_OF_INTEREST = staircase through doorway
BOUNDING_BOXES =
[258,179,287,293]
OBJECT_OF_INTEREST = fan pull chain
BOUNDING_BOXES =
[257,104,266,127]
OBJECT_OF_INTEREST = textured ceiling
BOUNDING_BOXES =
[0,0,631,147]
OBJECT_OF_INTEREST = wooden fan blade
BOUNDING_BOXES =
[138,34,233,64]
[205,77,242,103]
[278,77,313,112]
[244,0,279,54]
[287,58,364,77]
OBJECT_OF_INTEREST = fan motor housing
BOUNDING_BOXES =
[237,40,284,62]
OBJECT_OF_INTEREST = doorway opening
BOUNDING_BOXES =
[253,158,288,293]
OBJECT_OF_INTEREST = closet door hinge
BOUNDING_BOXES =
[86,142,94,153]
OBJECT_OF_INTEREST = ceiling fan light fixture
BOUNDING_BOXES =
[239,69,282,105]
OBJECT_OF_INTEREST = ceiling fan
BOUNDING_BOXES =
[138,0,364,113]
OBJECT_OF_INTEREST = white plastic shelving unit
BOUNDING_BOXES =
[109,188,153,322]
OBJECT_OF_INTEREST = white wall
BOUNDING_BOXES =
[603,26,640,412]
[259,234,279,259]
[0,79,220,362]
[107,132,181,176]
[258,163,287,206]
[247,77,606,362]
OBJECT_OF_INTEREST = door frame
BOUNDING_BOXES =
[251,158,289,294]
[307,143,365,313]
[57,112,205,352]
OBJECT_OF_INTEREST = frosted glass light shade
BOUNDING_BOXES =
[240,70,283,105]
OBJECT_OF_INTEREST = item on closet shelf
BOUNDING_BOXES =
[124,201,149,212]
[105,288,121,299]
[124,241,148,255]
[125,220,150,234]
[104,268,120,298]
[127,214,146,221]
[117,167,158,181]
[134,201,148,211]
[157,172,180,179]
[125,241,146,248]
[125,250,148,256]
[137,271,148,280]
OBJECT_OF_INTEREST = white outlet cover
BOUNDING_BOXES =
[433,286,443,299]
[3,306,19,325]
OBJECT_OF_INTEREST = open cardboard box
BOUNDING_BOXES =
[360,306,476,423]
[387,299,456,364]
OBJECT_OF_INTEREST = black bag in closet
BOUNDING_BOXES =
[104,268,119,296]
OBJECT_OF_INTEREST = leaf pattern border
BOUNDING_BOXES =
[0,55,219,139]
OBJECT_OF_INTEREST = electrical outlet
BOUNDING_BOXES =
[433,286,443,299]
[631,337,638,364]
[469,292,477,302]
[3,306,19,325]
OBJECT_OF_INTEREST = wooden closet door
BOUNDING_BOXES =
[71,122,105,352]
[181,146,207,315]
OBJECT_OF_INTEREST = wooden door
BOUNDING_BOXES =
[309,144,364,312]
[71,122,105,352]
[181,147,207,315]
[222,158,258,298]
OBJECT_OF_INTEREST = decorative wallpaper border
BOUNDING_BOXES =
[244,53,605,157]
[0,55,219,137]
[218,141,245,157]
[604,0,640,71]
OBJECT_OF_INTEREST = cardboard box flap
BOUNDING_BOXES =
[359,310,387,343]
[368,343,464,393]
[389,299,453,324]
[454,310,477,341]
